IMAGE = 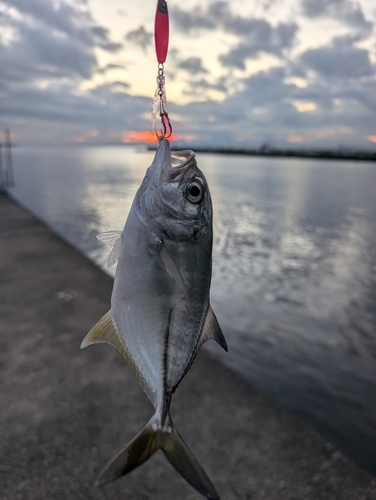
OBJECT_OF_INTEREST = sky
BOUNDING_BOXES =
[1,0,376,148]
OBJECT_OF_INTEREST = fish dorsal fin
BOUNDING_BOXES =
[198,305,228,352]
[97,231,123,267]
[81,311,155,404]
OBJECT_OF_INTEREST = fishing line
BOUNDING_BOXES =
[152,0,173,139]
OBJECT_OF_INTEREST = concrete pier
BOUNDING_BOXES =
[0,192,375,499]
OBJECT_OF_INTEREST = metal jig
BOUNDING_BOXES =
[152,0,172,139]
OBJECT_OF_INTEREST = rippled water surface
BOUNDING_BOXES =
[9,145,376,473]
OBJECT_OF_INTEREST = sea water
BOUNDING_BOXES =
[8,145,376,473]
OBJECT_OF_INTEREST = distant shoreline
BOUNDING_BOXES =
[9,142,376,162]
[149,145,376,162]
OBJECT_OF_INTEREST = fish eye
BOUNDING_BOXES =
[186,180,204,204]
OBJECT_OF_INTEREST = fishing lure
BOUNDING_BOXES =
[152,0,173,138]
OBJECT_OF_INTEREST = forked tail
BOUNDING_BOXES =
[96,414,220,500]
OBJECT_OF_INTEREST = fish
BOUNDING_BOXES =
[81,138,228,499]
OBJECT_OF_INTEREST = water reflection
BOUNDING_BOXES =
[10,147,376,473]
[202,155,376,472]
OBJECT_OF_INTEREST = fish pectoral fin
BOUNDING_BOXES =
[96,230,122,246]
[107,235,123,267]
[80,310,126,356]
[96,231,123,267]
[150,240,190,300]
[199,305,228,352]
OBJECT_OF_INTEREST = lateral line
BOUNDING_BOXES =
[161,308,173,424]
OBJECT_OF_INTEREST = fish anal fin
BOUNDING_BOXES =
[172,306,227,394]
[81,311,155,404]
[199,305,228,352]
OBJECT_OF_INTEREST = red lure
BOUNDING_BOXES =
[152,0,173,138]
[154,0,169,64]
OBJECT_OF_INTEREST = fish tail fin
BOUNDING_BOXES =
[95,417,158,486]
[162,418,220,500]
[96,414,220,500]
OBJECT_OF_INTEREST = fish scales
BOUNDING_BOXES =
[81,138,227,500]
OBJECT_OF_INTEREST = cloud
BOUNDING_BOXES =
[182,77,227,96]
[0,81,150,143]
[300,37,375,79]
[2,0,92,43]
[219,21,297,69]
[171,5,215,32]
[209,1,256,35]
[170,62,376,147]
[2,20,97,81]
[177,57,208,74]
[1,0,375,149]
[92,81,130,93]
[97,63,127,75]
[238,67,294,112]
[207,1,297,47]
[2,59,376,147]
[1,0,123,83]
[91,26,123,52]
[171,3,298,70]
[0,0,129,143]
[301,0,373,33]
[125,25,152,50]
[172,1,298,45]
[3,0,122,50]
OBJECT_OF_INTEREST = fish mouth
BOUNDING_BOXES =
[171,149,196,168]
[169,148,196,182]
[155,139,196,182]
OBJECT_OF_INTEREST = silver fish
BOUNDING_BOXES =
[81,138,227,499]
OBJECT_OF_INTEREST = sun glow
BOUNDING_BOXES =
[287,135,305,143]
[122,131,159,143]
[122,128,182,143]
